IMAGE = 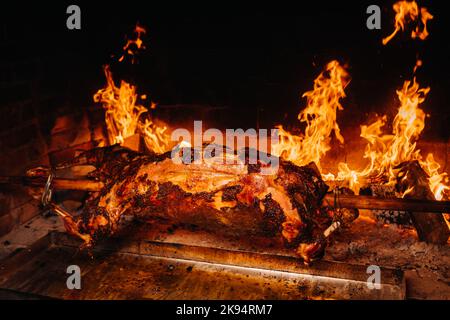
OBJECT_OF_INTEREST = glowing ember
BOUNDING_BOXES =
[273,60,350,169]
[382,0,433,45]
[413,59,423,74]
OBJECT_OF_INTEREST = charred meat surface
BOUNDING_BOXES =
[52,145,354,263]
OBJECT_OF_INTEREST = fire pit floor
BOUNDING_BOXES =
[325,212,450,299]
[0,228,404,300]
[0,210,448,300]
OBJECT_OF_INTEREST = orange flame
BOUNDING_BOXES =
[412,7,433,40]
[331,74,449,201]
[93,65,171,153]
[119,24,147,63]
[273,60,350,169]
[139,118,171,154]
[382,1,433,45]
[364,77,428,181]
[94,65,147,145]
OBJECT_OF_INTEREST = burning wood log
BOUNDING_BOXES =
[360,184,413,226]
[323,194,450,214]
[395,161,449,244]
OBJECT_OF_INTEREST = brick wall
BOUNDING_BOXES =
[0,55,49,236]
[0,27,107,237]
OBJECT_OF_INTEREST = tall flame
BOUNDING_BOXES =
[94,65,147,145]
[364,78,428,181]
[332,75,449,201]
[382,0,433,45]
[273,60,350,169]
[94,65,171,153]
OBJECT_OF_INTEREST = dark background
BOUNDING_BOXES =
[1,0,449,138]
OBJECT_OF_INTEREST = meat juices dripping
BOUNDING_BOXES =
[56,145,358,264]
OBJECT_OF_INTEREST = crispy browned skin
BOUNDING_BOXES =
[59,145,344,263]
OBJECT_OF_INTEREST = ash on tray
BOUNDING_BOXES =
[360,184,413,227]
[326,211,450,299]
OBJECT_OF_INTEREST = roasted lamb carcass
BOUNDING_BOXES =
[51,145,358,264]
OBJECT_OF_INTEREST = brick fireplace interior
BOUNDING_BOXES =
[0,1,449,300]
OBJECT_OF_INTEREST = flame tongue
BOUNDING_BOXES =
[94,65,171,153]
[383,0,433,45]
[364,77,428,181]
[94,65,147,145]
[273,60,350,169]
